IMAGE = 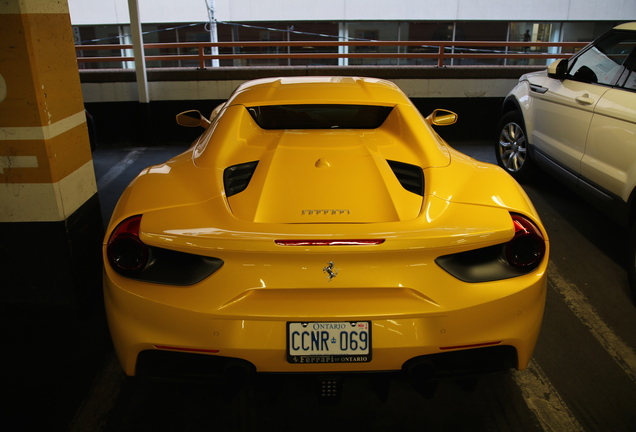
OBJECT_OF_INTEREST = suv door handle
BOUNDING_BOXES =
[575,94,594,105]
[529,84,548,94]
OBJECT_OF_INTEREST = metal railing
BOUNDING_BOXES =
[75,40,588,68]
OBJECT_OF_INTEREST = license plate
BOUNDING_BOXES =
[287,321,371,364]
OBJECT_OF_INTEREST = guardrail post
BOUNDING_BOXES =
[198,46,206,69]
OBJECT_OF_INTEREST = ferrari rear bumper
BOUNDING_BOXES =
[104,268,546,378]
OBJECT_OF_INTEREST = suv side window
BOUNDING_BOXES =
[618,52,636,91]
[622,69,636,91]
[568,33,636,86]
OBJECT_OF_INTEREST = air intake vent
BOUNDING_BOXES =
[387,160,424,196]
[224,161,259,197]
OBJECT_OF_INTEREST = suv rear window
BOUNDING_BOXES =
[247,104,393,130]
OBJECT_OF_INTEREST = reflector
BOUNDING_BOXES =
[440,341,502,350]
[154,345,220,354]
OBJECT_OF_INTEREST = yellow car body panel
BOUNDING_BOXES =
[225,76,412,108]
[103,77,549,379]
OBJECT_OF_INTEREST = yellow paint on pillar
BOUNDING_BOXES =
[0,0,97,222]
[0,8,85,126]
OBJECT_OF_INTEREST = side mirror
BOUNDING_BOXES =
[547,59,568,80]
[176,110,211,128]
[426,109,458,126]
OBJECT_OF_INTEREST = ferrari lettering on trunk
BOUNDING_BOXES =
[301,209,351,215]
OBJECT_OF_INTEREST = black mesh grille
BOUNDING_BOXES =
[387,160,424,196]
[224,161,259,197]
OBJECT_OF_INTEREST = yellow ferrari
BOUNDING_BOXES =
[103,77,548,395]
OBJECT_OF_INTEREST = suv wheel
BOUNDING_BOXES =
[496,111,533,181]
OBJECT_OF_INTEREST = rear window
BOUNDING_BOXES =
[246,104,393,130]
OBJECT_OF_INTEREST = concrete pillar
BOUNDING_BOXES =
[0,0,103,309]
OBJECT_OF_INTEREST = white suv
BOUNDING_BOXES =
[495,22,636,295]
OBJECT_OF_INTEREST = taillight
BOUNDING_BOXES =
[506,214,545,269]
[435,212,547,283]
[107,215,149,273]
[105,215,224,285]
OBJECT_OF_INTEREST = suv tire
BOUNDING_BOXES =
[495,111,534,181]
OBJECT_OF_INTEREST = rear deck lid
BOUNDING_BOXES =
[226,131,425,223]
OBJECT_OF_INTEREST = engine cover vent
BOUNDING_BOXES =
[224,161,259,197]
[387,160,424,196]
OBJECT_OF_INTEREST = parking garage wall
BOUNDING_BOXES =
[80,65,544,147]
